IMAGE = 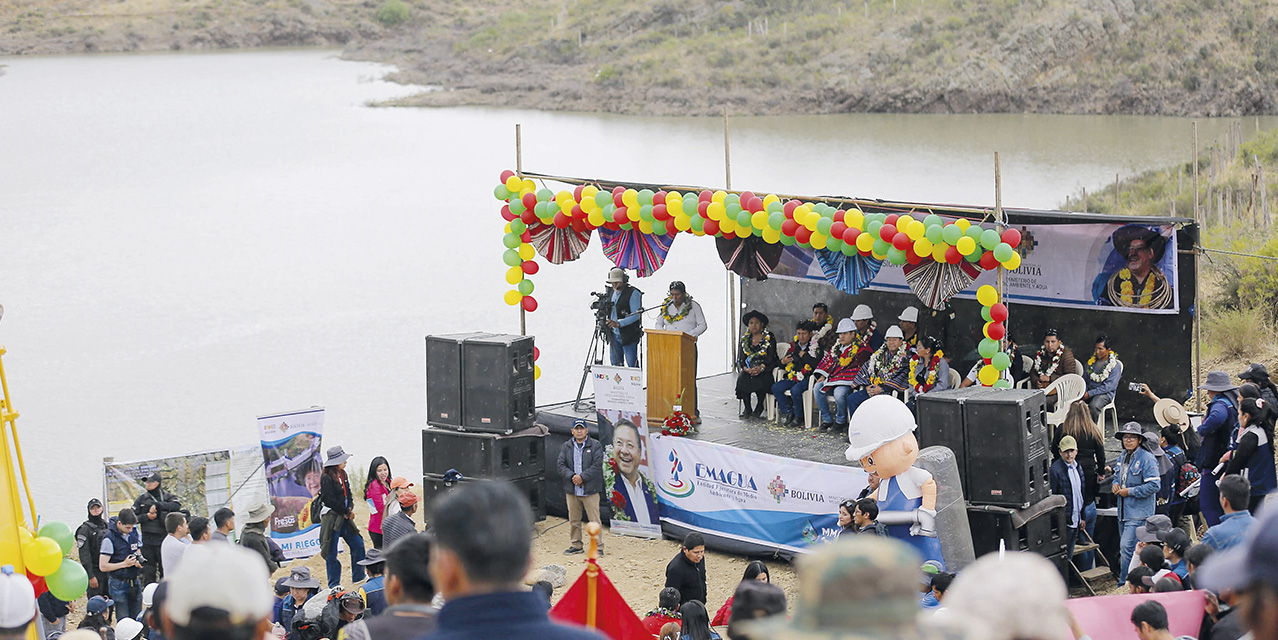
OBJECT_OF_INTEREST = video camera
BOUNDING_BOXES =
[590,290,613,324]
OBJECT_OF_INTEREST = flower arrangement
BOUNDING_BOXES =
[662,394,695,437]
[1033,345,1064,377]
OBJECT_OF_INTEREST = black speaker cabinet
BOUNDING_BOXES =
[967,498,1068,557]
[963,389,1050,508]
[422,427,545,479]
[917,387,1001,496]
[425,332,494,428]
[421,473,546,522]
[461,334,536,435]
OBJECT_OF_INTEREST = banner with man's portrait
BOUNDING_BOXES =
[591,365,661,538]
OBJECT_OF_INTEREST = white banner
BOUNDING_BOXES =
[650,435,868,553]
[591,365,661,538]
[258,408,324,559]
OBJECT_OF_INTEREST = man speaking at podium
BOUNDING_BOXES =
[654,281,707,416]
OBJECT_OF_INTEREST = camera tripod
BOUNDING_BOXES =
[572,316,614,412]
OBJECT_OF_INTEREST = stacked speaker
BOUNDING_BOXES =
[423,333,545,520]
[917,387,1067,578]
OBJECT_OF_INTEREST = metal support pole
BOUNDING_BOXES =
[1192,121,1202,396]
[724,108,736,370]
[516,124,526,337]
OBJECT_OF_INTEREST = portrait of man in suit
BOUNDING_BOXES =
[608,419,659,526]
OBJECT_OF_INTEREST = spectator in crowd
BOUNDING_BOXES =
[37,588,70,637]
[931,572,955,607]
[271,577,289,626]
[835,500,857,537]
[1197,371,1242,527]
[735,310,778,418]
[1130,600,1195,640]
[319,445,367,589]
[76,498,110,599]
[100,508,145,621]
[381,491,418,552]
[676,602,718,640]
[332,592,367,637]
[161,543,273,640]
[1114,422,1162,583]
[364,456,392,550]
[906,336,952,400]
[806,302,835,352]
[138,582,158,626]
[278,568,320,640]
[1082,336,1122,421]
[557,419,604,556]
[115,617,144,640]
[1200,504,1278,640]
[1156,425,1192,527]
[664,533,707,607]
[1051,435,1091,565]
[132,472,182,585]
[1127,566,1155,594]
[237,502,278,576]
[1202,475,1258,552]
[853,498,888,536]
[354,548,387,618]
[1183,543,1212,590]
[1163,529,1190,580]
[711,561,767,627]
[658,623,680,640]
[1128,513,1173,580]
[145,582,169,640]
[424,479,605,640]
[857,471,881,500]
[1222,397,1276,513]
[604,268,643,368]
[1239,363,1278,406]
[813,310,880,431]
[772,320,822,426]
[0,565,36,639]
[723,580,786,640]
[187,517,210,544]
[919,561,943,610]
[384,476,413,523]
[844,325,912,417]
[77,596,115,637]
[1140,544,1169,578]
[160,513,190,580]
[1151,577,1184,593]
[339,533,438,640]
[1032,329,1077,408]
[210,508,235,543]
[640,588,681,638]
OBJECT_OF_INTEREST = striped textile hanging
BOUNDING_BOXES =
[814,249,883,295]
[598,227,675,277]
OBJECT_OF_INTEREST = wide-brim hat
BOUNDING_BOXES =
[356,548,385,566]
[836,318,857,334]
[742,310,769,327]
[281,567,320,589]
[1113,224,1167,263]
[1239,363,1271,382]
[1135,514,1174,543]
[1153,398,1189,429]
[243,502,275,524]
[1115,422,1144,438]
[323,445,352,467]
[1198,371,1238,393]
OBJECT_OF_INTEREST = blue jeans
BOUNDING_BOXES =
[1080,502,1098,569]
[845,389,872,419]
[108,576,142,621]
[609,333,638,368]
[814,382,851,425]
[1200,469,1224,527]
[1118,518,1141,583]
[324,520,367,588]
[771,378,810,417]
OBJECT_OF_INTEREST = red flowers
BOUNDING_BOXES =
[610,490,627,510]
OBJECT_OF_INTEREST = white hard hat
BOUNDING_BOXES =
[115,618,145,640]
[851,304,873,321]
[0,565,35,629]
[606,268,627,283]
[166,544,272,627]
[845,395,917,461]
[142,582,159,608]
[885,325,904,340]
[899,307,919,323]
[836,318,856,333]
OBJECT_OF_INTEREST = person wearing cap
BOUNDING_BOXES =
[1196,370,1242,527]
[844,324,911,420]
[238,502,279,575]
[1032,329,1077,399]
[556,420,604,556]
[76,498,110,599]
[354,548,387,617]
[1222,396,1277,512]
[319,446,368,589]
[101,507,145,621]
[384,476,413,522]
[279,567,320,638]
[897,306,921,352]
[639,587,681,637]
[76,595,114,636]
[1162,528,1191,580]
[381,490,418,552]
[0,565,36,639]
[1202,474,1258,552]
[338,533,438,640]
[332,591,366,636]
[1199,501,1278,640]
[1239,362,1278,406]
[1113,422,1162,583]
[809,302,837,353]
[160,512,191,578]
[812,312,878,431]
[131,472,183,586]
[37,586,71,637]
[1128,514,1174,578]
[1051,435,1090,567]
[735,310,778,418]
[161,542,274,640]
[654,281,706,337]
[918,560,944,609]
[1052,403,1107,566]
[1099,224,1173,309]
[604,267,643,368]
[772,320,822,427]
[1082,335,1123,421]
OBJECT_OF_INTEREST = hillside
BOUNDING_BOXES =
[2,0,1276,116]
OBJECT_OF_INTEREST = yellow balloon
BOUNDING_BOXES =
[534,365,542,380]
[712,190,727,204]
[872,250,888,260]
[906,220,926,241]
[667,197,684,217]
[932,243,949,262]
[845,209,864,230]
[588,210,605,227]
[504,290,522,306]
[522,179,536,192]
[674,215,692,231]
[913,237,933,257]
[503,222,512,233]
[707,202,726,220]
[978,364,999,386]
[735,227,752,240]
[1003,253,1022,270]
[794,204,812,220]
[804,213,820,231]
[955,218,971,231]
[580,199,596,214]
[622,190,639,208]
[897,214,916,229]
[582,185,599,199]
[638,220,655,234]
[505,267,523,285]
[24,536,62,576]
[956,236,977,256]
[505,176,522,192]
[856,232,875,252]
[667,190,682,202]
[762,227,781,243]
[810,233,828,250]
[762,194,781,208]
[518,243,535,261]
[976,284,999,306]
[751,211,768,230]
[627,206,641,222]
[720,216,738,234]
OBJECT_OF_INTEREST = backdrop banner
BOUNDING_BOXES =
[591,365,661,539]
[258,407,324,559]
[649,435,868,553]
[104,447,268,523]
[772,221,1179,314]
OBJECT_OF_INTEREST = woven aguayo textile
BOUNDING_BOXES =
[716,235,784,281]
[903,260,983,309]
[528,221,592,264]
[814,249,883,295]
[598,227,674,277]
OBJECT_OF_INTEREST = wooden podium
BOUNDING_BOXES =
[645,329,697,426]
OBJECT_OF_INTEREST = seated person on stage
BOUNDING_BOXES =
[907,337,951,399]
[735,310,778,418]
[1083,335,1123,420]
[1032,328,1077,409]
[844,325,911,418]
[812,313,877,432]
[810,302,836,353]
[771,320,823,427]
[897,307,921,354]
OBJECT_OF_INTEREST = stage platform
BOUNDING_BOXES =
[535,371,853,467]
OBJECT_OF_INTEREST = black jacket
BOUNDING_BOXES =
[320,471,354,516]
[556,437,605,495]
[664,551,707,605]
[613,286,643,346]
[76,511,108,579]
[133,487,182,545]
[38,591,70,623]
[1052,430,1106,505]
[1050,458,1090,526]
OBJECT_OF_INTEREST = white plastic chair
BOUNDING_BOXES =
[1096,397,1119,440]
[1044,373,1086,428]
[1075,360,1085,376]
[948,368,961,390]
[765,343,790,422]
[1017,356,1034,388]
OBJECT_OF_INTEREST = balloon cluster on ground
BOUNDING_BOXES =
[13,521,88,602]
[975,285,1013,388]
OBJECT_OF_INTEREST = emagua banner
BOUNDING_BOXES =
[772,222,1179,314]
[258,407,324,559]
[649,435,868,553]
[591,365,661,539]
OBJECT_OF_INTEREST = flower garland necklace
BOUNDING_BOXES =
[1111,267,1172,308]
[603,449,659,523]
[1034,345,1063,377]
[660,294,694,323]
[837,321,876,367]
[740,329,774,368]
[908,350,945,392]
[785,333,819,380]
[868,344,910,385]
[1087,351,1120,383]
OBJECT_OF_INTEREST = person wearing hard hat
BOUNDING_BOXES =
[811,306,882,431]
[845,395,944,567]
[0,565,36,638]
[897,307,921,353]
[843,325,912,421]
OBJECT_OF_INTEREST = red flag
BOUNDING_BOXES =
[549,559,650,640]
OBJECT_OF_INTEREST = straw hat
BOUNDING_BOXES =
[1153,398,1189,429]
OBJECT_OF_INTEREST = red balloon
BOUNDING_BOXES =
[612,186,625,196]
[573,185,584,201]
[989,303,1008,322]
[699,190,713,203]
[499,170,515,184]
[783,200,799,216]
[571,219,589,233]
[906,250,923,265]
[570,204,583,219]
[698,201,711,218]
[521,296,538,312]
[613,208,629,225]
[795,227,813,244]
[983,357,992,365]
[945,246,962,264]
[781,219,799,236]
[522,260,539,275]
[842,227,860,243]
[652,204,669,221]
[879,223,897,243]
[830,221,848,238]
[653,191,667,205]
[703,219,721,236]
[520,210,537,225]
[747,196,764,212]
[987,322,1006,340]
[833,210,846,223]
[1002,228,1022,248]
[501,205,516,221]
[603,222,620,231]
[885,214,899,226]
[613,192,625,208]
[740,191,755,205]
[892,232,911,251]
[521,193,537,210]
[533,346,541,360]
[979,251,1000,271]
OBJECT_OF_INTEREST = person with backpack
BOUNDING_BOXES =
[279,568,320,640]
[1221,397,1277,513]
[1157,425,1195,527]
[1196,371,1240,527]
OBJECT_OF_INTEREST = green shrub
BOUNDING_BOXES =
[375,0,410,26]
[1205,306,1274,359]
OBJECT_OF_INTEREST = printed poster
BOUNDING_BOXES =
[591,365,661,538]
[103,447,268,522]
[258,407,324,559]
[650,435,868,553]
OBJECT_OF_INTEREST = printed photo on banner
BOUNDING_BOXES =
[1091,224,1175,309]
[597,408,661,537]
[258,408,325,559]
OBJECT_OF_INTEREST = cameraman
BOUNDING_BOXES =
[604,268,643,368]
[99,507,145,621]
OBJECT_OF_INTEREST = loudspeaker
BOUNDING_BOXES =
[967,497,1068,557]
[421,472,546,521]
[425,332,494,428]
[422,427,545,479]
[963,389,1050,508]
[917,387,1001,496]
[461,335,536,435]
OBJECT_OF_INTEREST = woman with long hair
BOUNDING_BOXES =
[711,561,768,626]
[1157,425,1193,527]
[318,446,367,589]
[678,601,721,640]
[1223,397,1277,514]
[1053,402,1107,568]
[363,456,392,549]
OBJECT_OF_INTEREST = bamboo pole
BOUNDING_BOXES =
[1192,121,1202,396]
[585,522,601,628]
[995,152,1006,347]
[516,124,526,337]
[724,108,736,370]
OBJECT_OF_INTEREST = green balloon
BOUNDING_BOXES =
[769,212,785,229]
[691,216,705,232]
[517,279,534,295]
[752,225,763,237]
[980,228,1001,250]
[639,205,654,222]
[887,247,907,265]
[965,249,982,263]
[603,203,616,218]
[494,185,511,200]
[654,220,669,236]
[981,306,993,322]
[842,242,857,256]
[502,249,522,267]
[867,220,883,237]
[509,198,526,215]
[966,225,984,240]
[923,214,943,227]
[534,202,548,218]
[827,238,843,252]
[725,193,741,206]
[538,188,554,202]
[816,218,833,235]
[767,201,783,213]
[780,234,797,246]
[39,521,75,556]
[993,243,1015,262]
[638,189,654,206]
[46,559,88,602]
[594,191,611,208]
[942,224,963,245]
[502,233,521,249]
[992,352,1012,370]
[993,379,1012,389]
[737,211,752,228]
[509,219,527,234]
[978,337,999,359]
[925,225,944,244]
[873,238,890,255]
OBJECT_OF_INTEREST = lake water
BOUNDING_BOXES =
[2,49,1274,526]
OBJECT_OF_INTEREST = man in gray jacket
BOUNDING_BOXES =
[556,419,605,555]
